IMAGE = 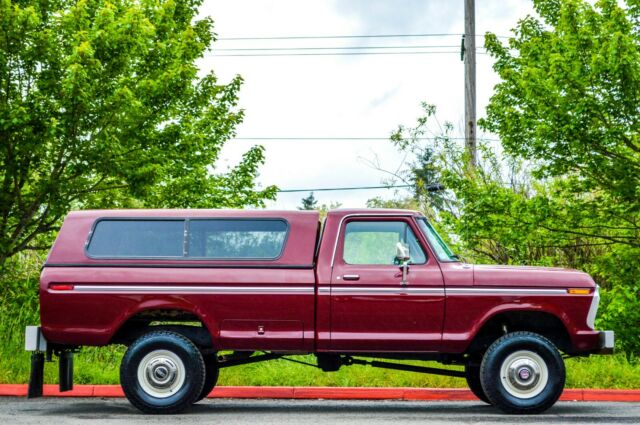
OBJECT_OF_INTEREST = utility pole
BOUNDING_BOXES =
[464,0,477,168]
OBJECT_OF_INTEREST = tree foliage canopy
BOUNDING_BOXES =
[298,192,318,210]
[0,0,276,265]
[483,0,640,204]
[474,0,640,351]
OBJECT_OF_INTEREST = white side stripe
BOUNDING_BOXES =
[70,285,314,294]
[322,286,568,296]
[330,287,444,295]
[65,285,569,296]
[446,287,567,296]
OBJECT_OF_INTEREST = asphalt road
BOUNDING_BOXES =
[2,398,640,424]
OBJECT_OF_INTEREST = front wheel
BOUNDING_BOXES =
[480,332,565,414]
[120,331,205,414]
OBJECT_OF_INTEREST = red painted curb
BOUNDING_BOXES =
[1,385,639,402]
[92,385,123,398]
[582,390,640,402]
[403,388,477,401]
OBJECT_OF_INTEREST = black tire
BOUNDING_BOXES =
[195,352,219,402]
[465,359,491,404]
[120,331,205,414]
[480,332,565,414]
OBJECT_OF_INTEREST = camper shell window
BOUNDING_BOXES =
[86,218,289,260]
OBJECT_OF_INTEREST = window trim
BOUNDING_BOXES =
[340,218,428,266]
[85,217,290,261]
[415,217,459,263]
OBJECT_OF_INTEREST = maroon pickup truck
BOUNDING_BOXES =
[25,208,613,414]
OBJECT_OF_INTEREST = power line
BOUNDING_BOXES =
[219,33,462,41]
[217,33,508,41]
[215,45,463,51]
[232,137,500,142]
[210,51,485,57]
[277,185,412,193]
[236,137,396,140]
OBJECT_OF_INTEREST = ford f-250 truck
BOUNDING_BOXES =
[25,208,614,415]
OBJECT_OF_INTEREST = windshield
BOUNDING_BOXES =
[417,218,458,262]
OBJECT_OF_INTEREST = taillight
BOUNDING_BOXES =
[49,283,75,291]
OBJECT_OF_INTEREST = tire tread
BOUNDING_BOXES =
[120,330,205,414]
[480,331,565,414]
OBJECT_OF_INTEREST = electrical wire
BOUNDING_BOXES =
[276,185,412,193]
[209,51,487,57]
[215,45,463,51]
[217,33,509,41]
[232,137,500,142]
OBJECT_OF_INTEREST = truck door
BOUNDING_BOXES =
[329,217,445,352]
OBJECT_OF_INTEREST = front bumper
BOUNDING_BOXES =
[596,330,615,354]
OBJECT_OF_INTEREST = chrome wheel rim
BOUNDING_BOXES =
[499,350,548,399]
[137,350,185,398]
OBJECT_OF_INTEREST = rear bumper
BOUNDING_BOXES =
[596,330,615,354]
[24,325,75,398]
[25,326,48,352]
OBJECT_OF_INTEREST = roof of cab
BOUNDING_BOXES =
[325,208,423,219]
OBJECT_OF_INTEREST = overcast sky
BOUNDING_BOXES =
[198,0,535,209]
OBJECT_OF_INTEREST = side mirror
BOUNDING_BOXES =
[396,242,410,286]
[395,242,410,264]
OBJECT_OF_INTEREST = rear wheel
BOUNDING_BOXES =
[465,359,490,404]
[195,352,219,402]
[120,331,205,414]
[480,332,565,414]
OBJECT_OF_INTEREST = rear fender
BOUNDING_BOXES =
[110,301,217,348]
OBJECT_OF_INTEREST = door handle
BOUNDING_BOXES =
[342,274,360,281]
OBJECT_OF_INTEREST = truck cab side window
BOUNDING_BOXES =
[342,221,426,265]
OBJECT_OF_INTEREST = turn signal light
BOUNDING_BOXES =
[50,283,75,291]
[567,288,591,295]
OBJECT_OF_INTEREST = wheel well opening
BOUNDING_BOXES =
[111,309,213,348]
[467,311,572,355]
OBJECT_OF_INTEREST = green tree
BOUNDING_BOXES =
[298,192,318,210]
[478,0,640,352]
[0,0,276,267]
[482,0,640,246]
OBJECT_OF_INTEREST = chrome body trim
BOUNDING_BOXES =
[69,285,314,294]
[597,330,615,354]
[330,287,444,295]
[25,326,48,352]
[326,286,566,296]
[446,287,567,296]
[586,285,601,329]
[66,284,570,297]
